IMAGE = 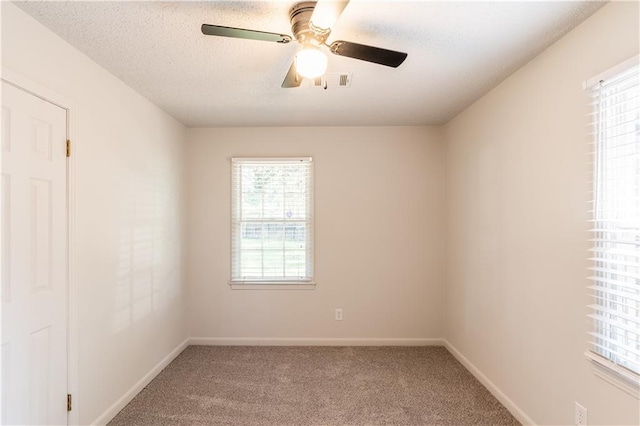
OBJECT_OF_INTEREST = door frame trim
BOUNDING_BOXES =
[1,67,79,426]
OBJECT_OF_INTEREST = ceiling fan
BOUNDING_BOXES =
[201,0,408,88]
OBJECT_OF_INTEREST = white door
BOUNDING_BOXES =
[1,81,68,425]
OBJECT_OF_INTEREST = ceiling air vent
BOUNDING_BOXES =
[312,73,352,89]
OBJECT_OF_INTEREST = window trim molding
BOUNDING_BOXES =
[231,156,313,163]
[229,282,317,290]
[230,156,315,286]
[585,351,640,399]
[583,54,639,89]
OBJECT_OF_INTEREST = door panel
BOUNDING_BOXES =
[1,81,68,425]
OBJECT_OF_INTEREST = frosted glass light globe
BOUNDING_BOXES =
[295,48,328,79]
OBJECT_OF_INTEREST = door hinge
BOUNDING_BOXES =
[66,139,71,157]
[67,394,72,412]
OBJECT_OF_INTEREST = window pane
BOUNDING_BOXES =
[240,223,263,249]
[284,250,306,277]
[240,250,262,277]
[263,192,284,219]
[241,192,262,219]
[284,224,306,249]
[284,166,305,192]
[285,193,306,219]
[263,249,284,277]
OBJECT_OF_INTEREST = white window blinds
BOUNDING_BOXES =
[587,60,640,382]
[231,157,314,283]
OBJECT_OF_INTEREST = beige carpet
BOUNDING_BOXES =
[108,346,520,426]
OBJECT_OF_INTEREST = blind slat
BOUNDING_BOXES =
[588,276,640,292]
[587,305,640,325]
[589,239,640,246]
[588,342,640,372]
[589,295,640,310]
[588,333,640,358]
[588,316,640,335]
[588,247,640,258]
[588,267,640,280]
[590,257,640,268]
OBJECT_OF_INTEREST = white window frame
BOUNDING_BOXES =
[229,157,315,290]
[584,55,640,397]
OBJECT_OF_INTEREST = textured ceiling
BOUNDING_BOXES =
[15,0,605,127]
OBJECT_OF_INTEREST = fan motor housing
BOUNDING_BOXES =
[290,1,329,45]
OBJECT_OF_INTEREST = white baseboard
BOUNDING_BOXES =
[90,338,189,426]
[189,337,445,346]
[443,339,536,426]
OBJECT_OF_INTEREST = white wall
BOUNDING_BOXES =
[1,3,188,424]
[186,127,444,341]
[444,2,639,425]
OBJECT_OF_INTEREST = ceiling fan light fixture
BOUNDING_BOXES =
[201,0,408,89]
[295,47,328,79]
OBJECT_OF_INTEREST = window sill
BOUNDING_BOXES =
[584,351,640,399]
[229,282,316,290]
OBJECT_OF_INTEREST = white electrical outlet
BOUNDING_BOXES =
[575,402,587,426]
[335,308,343,321]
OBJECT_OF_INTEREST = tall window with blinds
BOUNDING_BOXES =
[586,59,640,385]
[231,157,314,284]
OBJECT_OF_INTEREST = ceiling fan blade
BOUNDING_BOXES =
[282,61,302,88]
[201,24,292,43]
[330,40,407,68]
[309,0,350,32]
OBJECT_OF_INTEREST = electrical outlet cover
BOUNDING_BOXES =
[575,402,587,426]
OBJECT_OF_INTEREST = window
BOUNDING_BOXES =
[231,157,314,285]
[586,58,640,387]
